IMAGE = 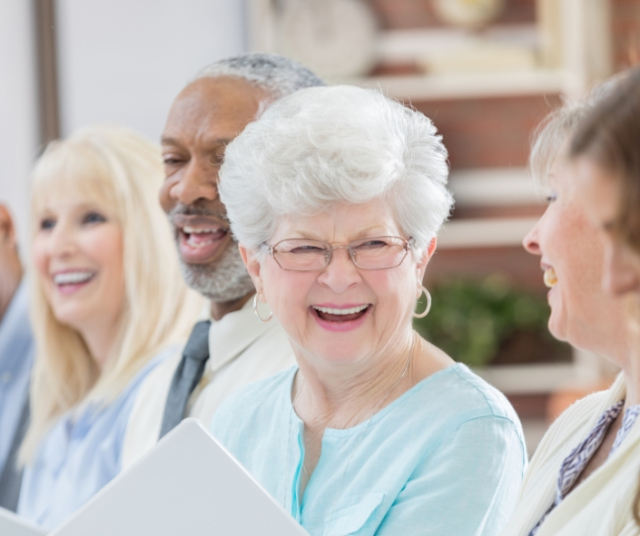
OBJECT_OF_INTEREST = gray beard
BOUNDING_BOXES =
[178,240,255,303]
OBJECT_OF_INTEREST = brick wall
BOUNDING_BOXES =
[611,0,640,71]
[367,0,640,174]
[369,0,640,295]
[369,0,640,71]
[415,94,562,169]
[425,246,544,290]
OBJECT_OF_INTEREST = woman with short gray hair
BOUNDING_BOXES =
[212,85,526,535]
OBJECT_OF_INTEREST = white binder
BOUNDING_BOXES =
[51,419,308,536]
[0,507,47,536]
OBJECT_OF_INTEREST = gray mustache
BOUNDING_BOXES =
[168,204,229,222]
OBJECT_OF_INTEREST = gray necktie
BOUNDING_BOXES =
[159,320,211,438]
[0,398,29,511]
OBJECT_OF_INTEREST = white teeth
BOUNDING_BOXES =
[53,271,94,285]
[313,305,369,315]
[544,267,558,288]
[183,226,224,234]
[187,236,215,247]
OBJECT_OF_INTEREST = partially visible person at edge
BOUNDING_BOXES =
[499,76,635,536]
[16,127,201,530]
[565,67,640,536]
[0,204,34,511]
[212,85,526,536]
[120,54,325,469]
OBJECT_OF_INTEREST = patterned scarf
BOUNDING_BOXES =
[529,400,640,535]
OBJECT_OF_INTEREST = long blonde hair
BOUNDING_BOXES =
[21,126,202,462]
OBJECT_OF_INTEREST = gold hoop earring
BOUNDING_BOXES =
[413,285,432,318]
[253,293,273,323]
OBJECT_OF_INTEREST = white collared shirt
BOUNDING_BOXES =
[121,298,295,470]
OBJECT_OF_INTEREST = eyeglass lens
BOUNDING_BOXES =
[271,237,409,271]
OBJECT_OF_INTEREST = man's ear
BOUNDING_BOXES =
[0,205,17,247]
[239,243,264,293]
[416,237,437,282]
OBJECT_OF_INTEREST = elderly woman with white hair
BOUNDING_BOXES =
[211,86,526,535]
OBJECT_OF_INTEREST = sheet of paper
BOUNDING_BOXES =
[0,507,47,536]
[51,419,309,536]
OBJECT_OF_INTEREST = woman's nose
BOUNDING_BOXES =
[317,248,362,293]
[48,222,78,258]
[522,221,542,256]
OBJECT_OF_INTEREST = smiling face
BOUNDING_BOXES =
[575,156,640,298]
[522,154,628,358]
[241,199,432,368]
[159,77,269,303]
[32,193,125,338]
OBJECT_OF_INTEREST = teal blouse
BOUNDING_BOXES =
[211,363,526,536]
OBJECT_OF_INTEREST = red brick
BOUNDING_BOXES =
[611,0,640,71]
[425,246,546,291]
[414,94,562,169]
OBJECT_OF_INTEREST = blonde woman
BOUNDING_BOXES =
[17,126,202,530]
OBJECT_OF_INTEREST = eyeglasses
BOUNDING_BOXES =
[264,236,415,271]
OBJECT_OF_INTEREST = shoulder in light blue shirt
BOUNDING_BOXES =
[17,343,179,530]
[211,363,527,536]
[0,279,34,476]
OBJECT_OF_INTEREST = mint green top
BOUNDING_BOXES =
[211,363,526,536]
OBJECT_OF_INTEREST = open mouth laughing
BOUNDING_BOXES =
[543,266,558,288]
[310,303,372,332]
[172,214,231,264]
[52,270,96,295]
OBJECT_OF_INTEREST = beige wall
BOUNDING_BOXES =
[0,1,39,253]
[56,0,246,140]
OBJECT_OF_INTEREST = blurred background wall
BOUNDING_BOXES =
[0,0,39,251]
[57,0,245,139]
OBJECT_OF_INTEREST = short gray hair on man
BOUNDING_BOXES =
[193,53,326,100]
[219,85,454,256]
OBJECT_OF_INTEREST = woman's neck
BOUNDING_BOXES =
[77,316,123,372]
[606,307,640,408]
[623,342,640,408]
[293,332,419,430]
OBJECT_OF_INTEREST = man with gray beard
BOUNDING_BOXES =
[121,54,324,468]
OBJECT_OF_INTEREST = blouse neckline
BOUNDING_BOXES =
[285,362,463,437]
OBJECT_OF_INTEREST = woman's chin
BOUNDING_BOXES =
[546,313,568,344]
[50,303,92,332]
[299,334,373,366]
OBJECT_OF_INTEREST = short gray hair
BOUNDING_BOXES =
[530,75,628,185]
[529,102,594,185]
[219,85,453,255]
[193,53,325,100]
